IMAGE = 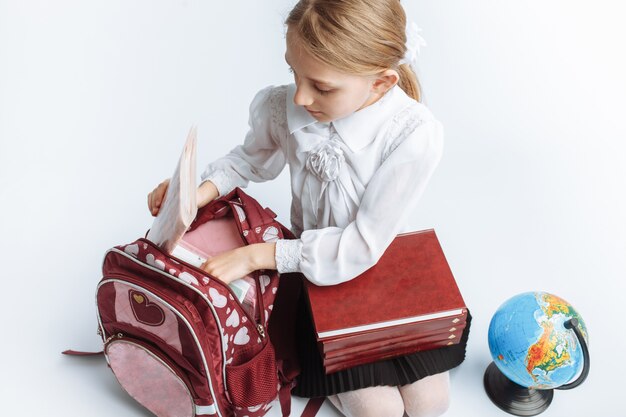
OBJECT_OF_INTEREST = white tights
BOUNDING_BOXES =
[327,372,450,417]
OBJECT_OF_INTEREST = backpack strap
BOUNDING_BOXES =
[269,272,304,416]
[193,187,277,244]
[276,364,292,417]
[226,188,277,246]
[300,397,325,417]
[61,350,103,356]
[188,196,231,233]
[233,187,276,228]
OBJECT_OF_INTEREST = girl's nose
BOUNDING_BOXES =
[293,85,314,107]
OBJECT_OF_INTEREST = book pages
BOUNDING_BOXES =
[146,126,198,253]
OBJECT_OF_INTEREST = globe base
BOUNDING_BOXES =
[483,362,553,416]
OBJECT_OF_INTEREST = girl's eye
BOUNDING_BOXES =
[288,66,333,95]
[316,87,333,95]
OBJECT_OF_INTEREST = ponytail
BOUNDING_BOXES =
[397,64,422,102]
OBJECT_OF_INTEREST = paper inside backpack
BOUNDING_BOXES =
[146,126,198,253]
[172,217,258,320]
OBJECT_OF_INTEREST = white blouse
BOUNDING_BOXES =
[201,83,443,286]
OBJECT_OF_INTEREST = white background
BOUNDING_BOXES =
[1,1,624,416]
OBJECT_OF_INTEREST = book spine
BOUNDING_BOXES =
[322,322,466,360]
[320,312,466,354]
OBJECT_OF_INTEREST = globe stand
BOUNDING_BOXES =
[483,318,590,416]
[483,362,553,416]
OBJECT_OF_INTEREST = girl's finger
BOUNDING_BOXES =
[148,194,155,215]
[150,190,159,214]
[148,191,154,210]
[148,180,168,215]
[157,183,168,206]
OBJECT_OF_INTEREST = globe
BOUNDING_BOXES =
[487,292,589,390]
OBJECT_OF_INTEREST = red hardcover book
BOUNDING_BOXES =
[303,229,468,373]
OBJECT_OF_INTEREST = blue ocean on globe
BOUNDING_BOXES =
[488,292,588,389]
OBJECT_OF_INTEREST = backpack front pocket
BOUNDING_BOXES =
[106,338,195,417]
[225,340,278,408]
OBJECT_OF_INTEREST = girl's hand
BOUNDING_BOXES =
[147,179,170,216]
[201,243,277,285]
[148,179,220,216]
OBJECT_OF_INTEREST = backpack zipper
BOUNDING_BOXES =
[256,323,265,338]
[104,332,123,345]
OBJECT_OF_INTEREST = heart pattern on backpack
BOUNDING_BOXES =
[124,244,139,257]
[234,205,246,222]
[226,310,240,327]
[178,272,199,286]
[209,288,227,308]
[259,275,270,294]
[129,290,165,326]
[234,327,250,345]
[262,226,279,242]
[146,254,165,271]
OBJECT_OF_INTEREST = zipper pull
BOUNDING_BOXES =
[104,332,124,345]
[257,324,266,339]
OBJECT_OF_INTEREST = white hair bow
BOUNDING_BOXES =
[398,22,427,69]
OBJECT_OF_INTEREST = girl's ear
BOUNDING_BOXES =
[371,69,400,94]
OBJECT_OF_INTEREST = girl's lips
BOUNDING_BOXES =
[306,108,322,115]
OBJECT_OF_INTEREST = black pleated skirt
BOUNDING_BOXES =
[291,291,472,398]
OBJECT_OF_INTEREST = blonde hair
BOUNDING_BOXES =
[285,0,422,101]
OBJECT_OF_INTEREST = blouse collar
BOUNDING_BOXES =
[286,83,415,152]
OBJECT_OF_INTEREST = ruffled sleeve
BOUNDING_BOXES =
[279,113,444,286]
[200,86,286,196]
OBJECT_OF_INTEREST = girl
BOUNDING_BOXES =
[148,1,470,416]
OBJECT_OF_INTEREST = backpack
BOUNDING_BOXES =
[94,187,302,417]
